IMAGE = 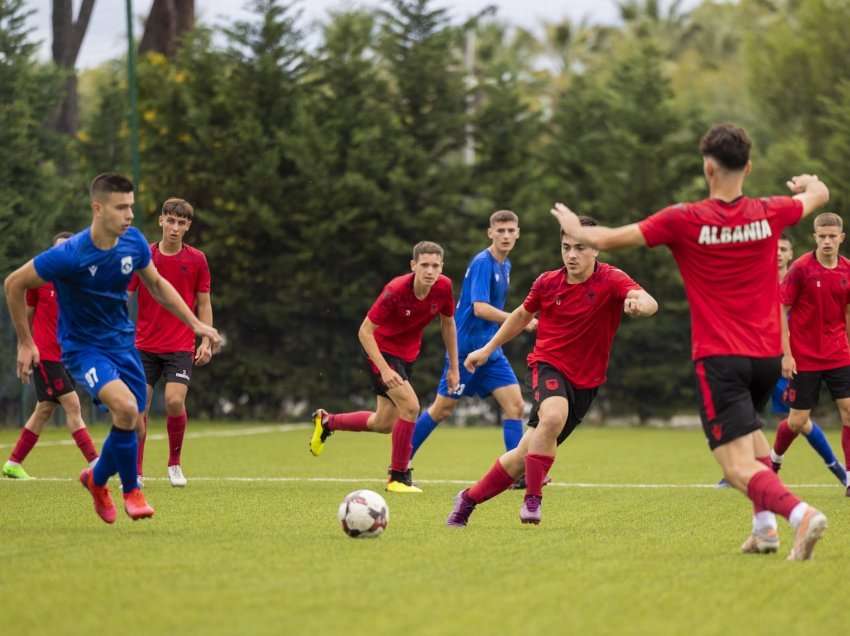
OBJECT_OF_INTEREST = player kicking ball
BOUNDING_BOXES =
[310,241,459,493]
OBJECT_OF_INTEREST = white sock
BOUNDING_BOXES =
[770,449,783,464]
[753,511,777,533]
[789,502,809,529]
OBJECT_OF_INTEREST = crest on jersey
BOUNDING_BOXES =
[121,256,133,275]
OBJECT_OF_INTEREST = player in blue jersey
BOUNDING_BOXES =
[4,173,221,524]
[409,210,535,484]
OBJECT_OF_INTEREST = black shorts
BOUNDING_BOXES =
[33,360,76,403]
[364,351,413,399]
[694,355,780,450]
[526,363,598,446]
[139,350,194,387]
[786,365,850,410]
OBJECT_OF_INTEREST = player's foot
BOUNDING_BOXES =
[168,464,187,487]
[309,409,332,456]
[2,461,32,480]
[386,479,422,493]
[79,468,116,524]
[123,488,155,520]
[740,528,779,554]
[716,478,730,489]
[826,461,847,487]
[387,467,416,487]
[520,495,542,524]
[446,489,477,527]
[787,508,827,561]
[512,475,526,489]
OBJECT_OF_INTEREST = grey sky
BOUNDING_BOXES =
[27,1,698,69]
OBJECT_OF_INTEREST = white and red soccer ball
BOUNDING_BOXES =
[337,489,389,538]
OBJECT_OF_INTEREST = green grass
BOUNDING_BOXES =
[1,422,847,636]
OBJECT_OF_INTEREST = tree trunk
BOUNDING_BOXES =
[139,0,195,58]
[51,0,96,136]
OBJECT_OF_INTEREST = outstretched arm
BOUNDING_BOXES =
[550,203,646,251]
[786,174,829,219]
[624,289,658,317]
[464,305,534,371]
[4,260,46,382]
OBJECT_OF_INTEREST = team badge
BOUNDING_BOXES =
[545,378,559,391]
[121,256,133,275]
[711,424,723,441]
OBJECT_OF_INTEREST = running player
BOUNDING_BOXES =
[446,216,657,526]
[3,232,98,479]
[309,241,459,493]
[547,123,829,560]
[4,173,221,524]
[410,210,534,483]
[774,213,850,492]
[128,198,212,488]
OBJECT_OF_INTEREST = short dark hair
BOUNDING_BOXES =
[161,197,194,220]
[699,124,751,171]
[51,231,73,246]
[89,173,134,200]
[412,241,444,261]
[814,212,843,231]
[560,215,598,239]
[489,209,518,226]
[779,232,792,245]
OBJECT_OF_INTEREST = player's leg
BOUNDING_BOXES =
[136,351,164,482]
[823,368,850,492]
[520,394,568,524]
[492,384,524,451]
[57,390,98,465]
[772,371,819,470]
[164,381,190,487]
[384,381,422,493]
[411,394,458,460]
[3,401,56,479]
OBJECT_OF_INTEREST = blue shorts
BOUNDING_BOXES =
[771,376,790,415]
[62,347,147,413]
[437,353,518,399]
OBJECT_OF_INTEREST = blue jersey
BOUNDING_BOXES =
[454,248,511,355]
[33,226,152,354]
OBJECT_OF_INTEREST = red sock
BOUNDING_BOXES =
[137,425,146,477]
[773,419,798,456]
[71,428,98,463]
[167,411,187,466]
[9,428,38,464]
[467,460,516,503]
[328,411,371,432]
[842,425,850,470]
[390,418,415,472]
[746,469,801,520]
[753,456,772,512]
[525,453,555,497]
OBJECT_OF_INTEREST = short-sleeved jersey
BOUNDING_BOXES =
[638,196,803,360]
[523,263,640,389]
[366,273,454,363]
[26,283,61,362]
[781,252,850,371]
[33,226,152,354]
[128,243,211,354]
[454,249,510,355]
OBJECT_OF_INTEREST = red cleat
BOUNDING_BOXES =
[79,468,117,524]
[123,488,155,520]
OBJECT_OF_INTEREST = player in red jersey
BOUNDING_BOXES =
[310,241,459,493]
[548,123,830,560]
[447,216,657,526]
[127,198,212,487]
[775,212,850,494]
[3,233,99,479]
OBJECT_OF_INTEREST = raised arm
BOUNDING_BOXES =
[4,260,47,382]
[550,203,646,251]
[786,174,829,219]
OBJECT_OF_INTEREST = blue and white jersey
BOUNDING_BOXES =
[454,248,511,356]
[33,226,152,354]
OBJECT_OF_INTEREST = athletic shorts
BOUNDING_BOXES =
[33,360,76,403]
[139,350,194,387]
[694,355,781,450]
[437,352,518,399]
[786,365,850,410]
[771,376,791,415]
[364,351,413,399]
[62,347,147,413]
[526,363,598,446]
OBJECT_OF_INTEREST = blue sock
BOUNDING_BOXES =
[503,419,523,451]
[804,422,838,466]
[92,432,117,486]
[411,411,439,459]
[106,427,139,494]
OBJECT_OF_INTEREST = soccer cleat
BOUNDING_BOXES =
[740,528,780,554]
[388,467,416,487]
[826,461,847,487]
[787,508,827,561]
[3,461,32,480]
[168,464,187,487]
[716,478,731,489]
[520,495,542,524]
[446,489,477,527]
[79,468,117,524]
[123,488,155,520]
[309,409,332,456]
[386,480,422,493]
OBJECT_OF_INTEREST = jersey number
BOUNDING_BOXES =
[84,367,99,388]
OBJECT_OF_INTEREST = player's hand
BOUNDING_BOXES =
[524,318,538,333]
[195,323,223,354]
[16,341,40,384]
[195,339,213,366]
[786,174,819,194]
[623,297,642,316]
[446,367,461,394]
[550,202,581,234]
[781,353,797,379]
[464,348,489,373]
[380,367,404,390]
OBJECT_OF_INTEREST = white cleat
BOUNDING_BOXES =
[787,508,827,561]
[168,465,188,487]
[740,528,779,554]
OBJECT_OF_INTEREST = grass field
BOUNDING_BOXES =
[2,421,848,636]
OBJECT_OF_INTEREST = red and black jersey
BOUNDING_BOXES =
[26,283,61,362]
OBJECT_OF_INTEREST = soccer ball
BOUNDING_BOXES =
[337,489,389,538]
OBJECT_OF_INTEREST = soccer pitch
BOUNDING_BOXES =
[2,422,847,636]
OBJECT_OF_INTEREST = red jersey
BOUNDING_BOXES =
[128,243,211,354]
[26,283,61,362]
[639,196,803,360]
[523,263,641,389]
[366,273,454,363]
[781,252,850,371]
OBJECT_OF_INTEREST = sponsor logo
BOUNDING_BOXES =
[176,370,190,381]
[88,265,98,276]
[697,220,772,245]
[711,424,723,441]
[121,256,133,275]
